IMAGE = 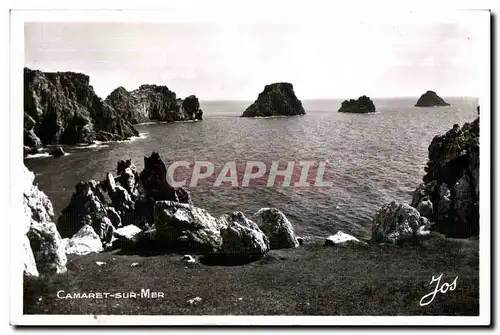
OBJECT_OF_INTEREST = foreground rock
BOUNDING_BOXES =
[49,146,65,157]
[338,95,376,114]
[218,212,270,259]
[415,90,450,107]
[23,165,67,276]
[252,208,299,249]
[372,201,432,244]
[411,118,479,237]
[324,231,366,246]
[63,225,104,255]
[24,68,138,150]
[57,180,116,242]
[154,201,269,259]
[241,83,306,117]
[105,85,203,123]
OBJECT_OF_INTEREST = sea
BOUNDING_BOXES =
[24,97,479,240]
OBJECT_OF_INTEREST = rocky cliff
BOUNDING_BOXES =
[338,95,376,114]
[105,85,203,124]
[23,165,67,277]
[415,91,451,107]
[24,68,139,154]
[411,118,479,237]
[241,83,306,117]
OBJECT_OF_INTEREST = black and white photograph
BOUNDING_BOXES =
[8,3,491,326]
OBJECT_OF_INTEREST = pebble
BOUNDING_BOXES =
[187,297,202,305]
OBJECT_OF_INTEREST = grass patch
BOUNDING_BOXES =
[23,233,479,316]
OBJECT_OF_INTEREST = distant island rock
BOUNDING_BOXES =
[338,95,376,113]
[105,85,203,124]
[241,83,306,117]
[415,91,450,107]
[24,68,139,156]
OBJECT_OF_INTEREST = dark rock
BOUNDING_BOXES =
[372,201,432,244]
[415,90,450,107]
[105,85,203,123]
[115,159,140,199]
[139,152,192,203]
[56,180,115,242]
[411,118,479,238]
[23,145,39,157]
[338,95,376,113]
[49,146,65,157]
[241,83,306,117]
[24,68,138,147]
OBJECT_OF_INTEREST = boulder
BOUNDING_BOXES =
[154,201,223,253]
[64,225,104,255]
[23,165,67,275]
[415,90,450,107]
[218,212,270,259]
[153,201,269,259]
[241,83,306,117]
[324,231,365,246]
[338,95,376,113]
[49,146,65,157]
[252,208,299,249]
[416,197,433,220]
[372,201,430,244]
[114,224,143,242]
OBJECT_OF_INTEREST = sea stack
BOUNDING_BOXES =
[338,95,376,114]
[241,83,306,117]
[105,86,203,123]
[415,91,450,107]
[23,67,139,153]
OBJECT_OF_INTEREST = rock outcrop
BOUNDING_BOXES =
[241,83,306,117]
[372,201,432,244]
[23,165,67,276]
[252,208,299,249]
[338,95,376,114]
[415,91,450,107]
[105,85,203,123]
[411,118,479,237]
[56,152,193,253]
[24,68,139,154]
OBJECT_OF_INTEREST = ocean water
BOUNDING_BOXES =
[24,97,478,240]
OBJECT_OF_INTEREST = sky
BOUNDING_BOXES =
[24,14,486,100]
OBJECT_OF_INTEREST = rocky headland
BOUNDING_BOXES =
[24,68,139,157]
[24,68,203,158]
[415,91,451,107]
[410,118,479,237]
[105,85,203,124]
[338,95,376,114]
[241,83,306,117]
